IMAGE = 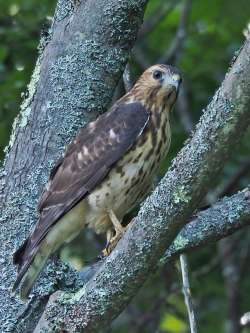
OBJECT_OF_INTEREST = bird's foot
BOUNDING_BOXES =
[102,224,129,257]
[107,209,124,234]
[102,209,132,256]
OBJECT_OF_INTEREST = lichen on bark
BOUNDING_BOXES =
[0,0,148,331]
[34,37,250,332]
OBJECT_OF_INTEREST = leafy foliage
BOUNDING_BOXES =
[0,0,55,158]
[1,0,250,332]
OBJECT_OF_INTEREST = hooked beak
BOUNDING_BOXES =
[162,73,182,91]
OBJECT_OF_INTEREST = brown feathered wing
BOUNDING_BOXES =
[13,101,149,292]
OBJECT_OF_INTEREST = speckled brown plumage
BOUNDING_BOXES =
[13,64,181,299]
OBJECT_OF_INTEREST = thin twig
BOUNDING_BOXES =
[138,1,177,38]
[132,46,151,70]
[193,255,220,279]
[176,80,194,134]
[159,0,192,64]
[218,157,250,197]
[123,63,134,92]
[112,77,125,103]
[218,238,241,333]
[134,0,192,70]
[180,254,198,333]
[134,1,178,70]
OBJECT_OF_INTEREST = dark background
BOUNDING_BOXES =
[1,1,250,332]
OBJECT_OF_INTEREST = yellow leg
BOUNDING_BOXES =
[102,209,127,256]
[105,229,114,246]
[107,209,124,234]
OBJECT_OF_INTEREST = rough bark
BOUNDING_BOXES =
[76,188,250,284]
[162,189,250,263]
[0,0,148,332]
[1,0,250,331]
[34,36,250,332]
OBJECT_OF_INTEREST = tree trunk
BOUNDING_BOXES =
[35,37,250,332]
[1,0,250,331]
[0,0,147,331]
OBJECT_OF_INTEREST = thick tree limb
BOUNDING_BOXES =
[78,189,250,282]
[0,0,148,331]
[162,189,250,263]
[34,189,250,332]
[35,36,250,332]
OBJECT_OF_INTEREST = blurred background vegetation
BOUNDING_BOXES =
[1,0,250,332]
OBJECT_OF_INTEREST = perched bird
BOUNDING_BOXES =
[13,64,181,299]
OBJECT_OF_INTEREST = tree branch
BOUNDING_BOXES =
[162,189,250,263]
[134,0,192,70]
[138,0,177,38]
[34,188,250,332]
[123,63,134,92]
[159,0,192,64]
[0,0,148,331]
[78,188,250,281]
[180,254,198,333]
[218,157,250,197]
[176,80,194,134]
[35,35,250,332]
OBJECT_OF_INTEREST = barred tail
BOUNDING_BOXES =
[13,201,87,299]
[12,239,52,300]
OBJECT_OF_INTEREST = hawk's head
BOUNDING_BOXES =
[132,64,182,110]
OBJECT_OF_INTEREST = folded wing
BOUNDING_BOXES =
[13,101,149,286]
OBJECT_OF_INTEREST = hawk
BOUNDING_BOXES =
[13,64,181,299]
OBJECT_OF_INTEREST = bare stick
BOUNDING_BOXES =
[132,46,151,70]
[134,0,192,71]
[123,63,134,92]
[176,80,194,134]
[138,1,177,38]
[218,157,250,197]
[159,0,192,64]
[180,254,198,333]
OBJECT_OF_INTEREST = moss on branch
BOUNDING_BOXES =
[34,38,250,332]
[0,0,148,331]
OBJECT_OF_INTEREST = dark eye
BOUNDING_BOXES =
[153,70,163,80]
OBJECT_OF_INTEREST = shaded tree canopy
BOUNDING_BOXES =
[0,1,250,332]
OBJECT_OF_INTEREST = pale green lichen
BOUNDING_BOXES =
[54,0,75,22]
[3,117,18,153]
[172,235,189,251]
[20,57,41,112]
[221,115,236,136]
[0,0,150,331]
[172,185,190,204]
[19,106,32,128]
[4,57,41,153]
[69,285,87,304]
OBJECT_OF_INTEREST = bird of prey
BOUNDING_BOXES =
[13,64,181,299]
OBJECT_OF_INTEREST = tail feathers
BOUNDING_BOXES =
[12,241,52,300]
[13,201,87,299]
[12,262,30,295]
[13,238,29,267]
